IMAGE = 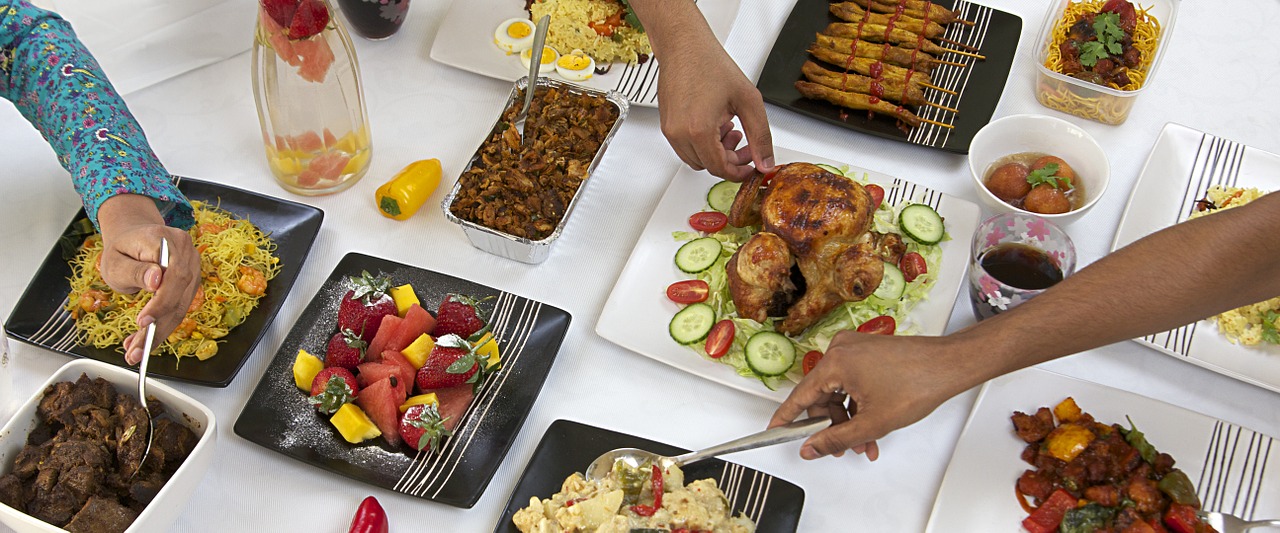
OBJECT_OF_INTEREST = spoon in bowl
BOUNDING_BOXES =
[585,416,831,483]
[130,237,168,479]
[513,14,550,145]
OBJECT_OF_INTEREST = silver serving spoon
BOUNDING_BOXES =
[512,14,550,145]
[585,416,831,483]
[131,237,168,479]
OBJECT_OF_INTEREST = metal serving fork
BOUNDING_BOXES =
[131,237,168,479]
[1197,510,1280,533]
[512,14,550,145]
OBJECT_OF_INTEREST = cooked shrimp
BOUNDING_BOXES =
[168,317,197,342]
[77,289,110,314]
[236,266,267,296]
[186,286,206,314]
[196,221,229,237]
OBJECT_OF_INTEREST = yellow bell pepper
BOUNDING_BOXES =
[1045,423,1095,463]
[375,158,442,220]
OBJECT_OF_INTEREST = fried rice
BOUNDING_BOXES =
[530,0,651,64]
[1189,186,1280,346]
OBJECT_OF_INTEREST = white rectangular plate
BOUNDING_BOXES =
[1112,122,1280,393]
[429,0,742,108]
[926,367,1279,531]
[596,145,981,402]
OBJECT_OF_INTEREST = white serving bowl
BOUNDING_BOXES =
[0,359,217,533]
[968,113,1110,225]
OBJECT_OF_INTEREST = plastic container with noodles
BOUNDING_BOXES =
[1034,0,1178,125]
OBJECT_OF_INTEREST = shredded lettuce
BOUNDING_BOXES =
[674,168,947,389]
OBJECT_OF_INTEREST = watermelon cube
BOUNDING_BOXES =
[366,314,404,363]
[387,304,435,353]
[355,376,408,447]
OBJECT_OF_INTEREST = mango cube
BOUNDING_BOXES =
[399,393,439,413]
[330,403,382,444]
[389,284,420,317]
[475,332,501,369]
[292,349,324,390]
[401,333,435,369]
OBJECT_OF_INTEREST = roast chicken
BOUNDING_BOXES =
[726,163,905,336]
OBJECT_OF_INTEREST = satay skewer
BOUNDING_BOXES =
[814,34,964,73]
[807,45,933,87]
[829,2,946,38]
[824,23,985,60]
[801,60,959,112]
[796,81,953,129]
[857,0,976,26]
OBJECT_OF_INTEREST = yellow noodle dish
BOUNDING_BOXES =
[66,200,280,361]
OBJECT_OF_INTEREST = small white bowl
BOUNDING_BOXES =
[968,114,1110,225]
[0,359,217,533]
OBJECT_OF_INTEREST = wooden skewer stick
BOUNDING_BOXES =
[921,82,957,95]
[919,117,954,129]
[923,101,959,113]
[942,48,986,60]
[940,37,979,52]
[934,58,968,67]
[958,19,977,26]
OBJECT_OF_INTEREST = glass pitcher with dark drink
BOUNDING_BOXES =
[337,0,410,40]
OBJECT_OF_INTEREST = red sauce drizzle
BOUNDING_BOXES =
[841,2,874,93]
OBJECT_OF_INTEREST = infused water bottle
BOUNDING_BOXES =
[253,0,372,195]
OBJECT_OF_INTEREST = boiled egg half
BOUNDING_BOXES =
[493,18,535,54]
[520,46,559,74]
[555,50,595,82]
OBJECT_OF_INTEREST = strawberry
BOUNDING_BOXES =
[399,403,453,453]
[324,328,367,370]
[288,0,330,40]
[414,335,495,391]
[337,271,398,342]
[431,294,489,339]
[308,367,358,414]
[261,0,298,29]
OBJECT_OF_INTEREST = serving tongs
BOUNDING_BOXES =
[130,237,168,479]
[584,416,831,483]
[512,14,551,145]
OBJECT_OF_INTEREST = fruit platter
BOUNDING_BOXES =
[234,253,571,508]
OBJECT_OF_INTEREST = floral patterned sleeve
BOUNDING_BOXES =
[0,0,193,229]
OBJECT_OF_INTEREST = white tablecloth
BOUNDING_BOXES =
[2,0,1278,531]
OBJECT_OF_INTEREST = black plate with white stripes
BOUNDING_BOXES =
[494,419,804,532]
[233,252,571,508]
[757,0,1021,153]
[3,176,323,387]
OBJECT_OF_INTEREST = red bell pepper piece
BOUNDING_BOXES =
[629,464,664,517]
[348,496,389,533]
[1021,488,1077,533]
[1163,503,1206,533]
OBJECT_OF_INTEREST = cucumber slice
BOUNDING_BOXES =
[744,331,796,377]
[873,261,906,301]
[674,237,722,273]
[815,163,845,176]
[670,303,716,345]
[899,204,945,245]
[707,181,741,213]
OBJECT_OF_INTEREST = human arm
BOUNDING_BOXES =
[2,1,198,363]
[770,191,1280,460]
[626,0,775,181]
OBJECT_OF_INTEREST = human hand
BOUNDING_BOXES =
[95,194,200,365]
[653,20,774,182]
[769,331,971,461]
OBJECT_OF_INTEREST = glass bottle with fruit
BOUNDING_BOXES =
[253,0,373,195]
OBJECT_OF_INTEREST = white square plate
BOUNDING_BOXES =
[1112,122,1280,393]
[926,367,1279,531]
[428,0,741,108]
[596,145,981,402]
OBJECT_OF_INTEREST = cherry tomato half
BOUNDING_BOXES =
[801,350,823,375]
[900,252,927,282]
[856,315,896,335]
[865,184,885,211]
[705,320,735,359]
[666,280,709,304]
[689,211,729,233]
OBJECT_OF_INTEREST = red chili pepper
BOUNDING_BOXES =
[348,496,389,533]
[628,464,664,517]
[564,497,587,507]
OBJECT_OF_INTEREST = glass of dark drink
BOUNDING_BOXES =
[968,212,1076,321]
[336,0,410,40]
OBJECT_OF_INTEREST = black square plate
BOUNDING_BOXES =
[757,0,1022,153]
[3,176,323,387]
[494,419,805,531]
[234,252,571,508]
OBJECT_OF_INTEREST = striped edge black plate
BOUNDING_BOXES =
[493,419,804,532]
[3,176,323,387]
[233,252,571,508]
[757,0,1021,154]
